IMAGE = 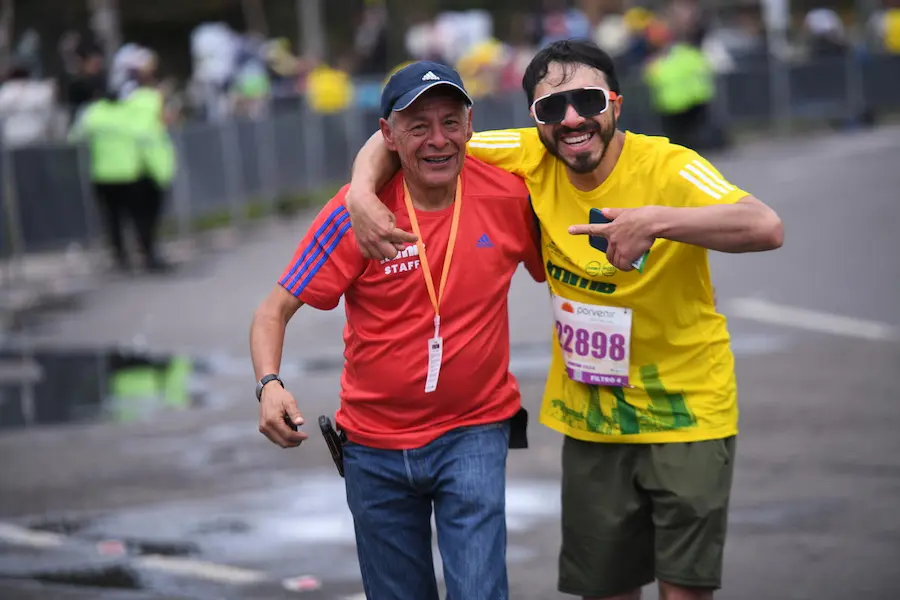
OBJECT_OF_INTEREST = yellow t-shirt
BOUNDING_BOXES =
[467,128,748,443]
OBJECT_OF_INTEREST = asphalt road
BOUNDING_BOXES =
[1,125,899,600]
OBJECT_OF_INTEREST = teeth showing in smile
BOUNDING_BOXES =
[562,132,593,145]
[424,156,451,164]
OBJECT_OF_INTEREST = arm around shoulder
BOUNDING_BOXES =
[346,131,416,261]
[467,128,544,177]
[349,131,401,193]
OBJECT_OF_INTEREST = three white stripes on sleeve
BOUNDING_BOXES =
[678,159,736,200]
[468,130,522,149]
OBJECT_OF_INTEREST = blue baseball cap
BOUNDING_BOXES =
[380,61,473,120]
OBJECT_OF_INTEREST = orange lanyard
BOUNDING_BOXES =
[402,177,462,338]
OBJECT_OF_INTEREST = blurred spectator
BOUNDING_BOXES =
[456,38,507,99]
[264,37,311,112]
[885,4,900,53]
[499,12,540,92]
[800,9,877,129]
[592,13,633,59]
[803,8,849,58]
[121,48,176,273]
[64,42,107,121]
[405,16,441,62]
[353,0,389,75]
[59,31,85,77]
[712,6,767,69]
[190,22,240,121]
[231,33,271,119]
[14,29,43,79]
[0,63,59,147]
[643,21,727,151]
[666,0,709,47]
[436,10,494,65]
[539,0,591,47]
[265,38,303,83]
[110,43,158,99]
[868,2,900,53]
[405,9,496,67]
[305,59,354,114]
[612,7,661,76]
[68,86,144,273]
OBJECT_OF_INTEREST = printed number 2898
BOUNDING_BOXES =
[555,321,626,361]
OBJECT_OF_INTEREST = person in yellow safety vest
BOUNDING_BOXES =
[68,88,144,273]
[643,38,724,151]
[121,50,176,273]
[305,62,354,114]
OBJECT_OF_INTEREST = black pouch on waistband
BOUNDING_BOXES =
[319,415,347,477]
[508,407,529,449]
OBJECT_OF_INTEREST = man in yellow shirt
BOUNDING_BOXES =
[343,40,783,600]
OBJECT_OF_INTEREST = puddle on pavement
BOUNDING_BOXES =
[29,515,93,537]
[29,514,199,557]
[0,347,213,430]
[28,564,143,590]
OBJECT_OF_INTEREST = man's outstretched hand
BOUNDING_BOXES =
[345,186,418,261]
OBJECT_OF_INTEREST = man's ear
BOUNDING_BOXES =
[379,117,398,152]
[465,107,473,142]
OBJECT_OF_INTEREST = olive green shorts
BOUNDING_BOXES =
[558,436,736,597]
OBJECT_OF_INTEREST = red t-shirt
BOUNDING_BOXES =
[278,157,545,450]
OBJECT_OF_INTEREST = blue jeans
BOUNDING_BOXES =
[343,421,511,600]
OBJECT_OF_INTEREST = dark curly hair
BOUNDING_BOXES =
[522,39,621,104]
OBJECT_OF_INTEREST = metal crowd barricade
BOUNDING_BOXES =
[0,54,899,291]
[0,137,98,287]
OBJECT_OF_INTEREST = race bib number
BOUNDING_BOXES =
[552,295,633,387]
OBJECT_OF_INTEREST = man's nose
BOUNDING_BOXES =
[427,127,449,148]
[559,104,585,129]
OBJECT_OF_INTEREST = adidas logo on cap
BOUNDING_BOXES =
[421,71,440,81]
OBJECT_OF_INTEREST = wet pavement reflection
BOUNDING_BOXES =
[0,347,209,430]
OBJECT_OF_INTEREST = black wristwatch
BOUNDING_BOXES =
[255,373,284,402]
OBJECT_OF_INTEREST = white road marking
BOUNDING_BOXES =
[343,594,368,600]
[134,554,266,585]
[727,298,899,342]
[0,522,66,547]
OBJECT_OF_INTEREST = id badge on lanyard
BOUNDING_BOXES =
[425,318,444,393]
[403,178,462,393]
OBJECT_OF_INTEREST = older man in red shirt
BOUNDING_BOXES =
[249,61,544,600]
